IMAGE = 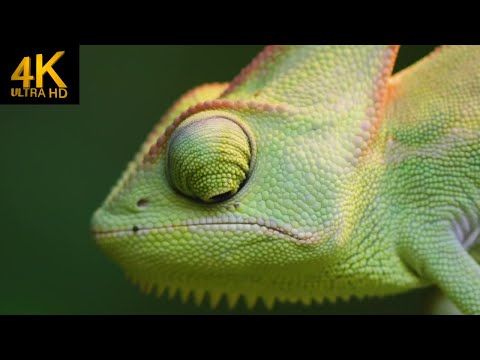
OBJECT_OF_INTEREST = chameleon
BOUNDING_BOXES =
[91,45,480,314]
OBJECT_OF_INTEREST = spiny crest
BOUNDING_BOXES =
[126,273,346,311]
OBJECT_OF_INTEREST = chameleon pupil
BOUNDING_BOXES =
[210,191,234,203]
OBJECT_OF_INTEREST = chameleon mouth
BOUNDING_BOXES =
[92,220,316,244]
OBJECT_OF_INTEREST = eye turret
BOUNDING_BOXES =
[167,117,251,203]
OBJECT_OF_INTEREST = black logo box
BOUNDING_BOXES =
[0,45,79,105]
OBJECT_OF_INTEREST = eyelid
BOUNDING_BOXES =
[166,116,252,203]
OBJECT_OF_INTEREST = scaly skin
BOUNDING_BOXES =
[91,46,480,313]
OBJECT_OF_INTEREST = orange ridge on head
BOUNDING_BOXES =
[351,45,400,161]
[143,99,292,164]
[371,45,400,129]
[220,45,285,97]
[144,82,229,145]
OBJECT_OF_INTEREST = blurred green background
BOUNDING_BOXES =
[0,45,438,314]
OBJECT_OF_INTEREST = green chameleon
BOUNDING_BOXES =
[91,45,480,314]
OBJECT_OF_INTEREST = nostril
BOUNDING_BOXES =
[136,198,149,208]
[132,225,139,233]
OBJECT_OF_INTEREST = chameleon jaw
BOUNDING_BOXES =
[91,217,393,310]
[91,220,331,310]
[92,219,318,245]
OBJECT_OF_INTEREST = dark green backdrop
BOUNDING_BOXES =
[0,45,437,314]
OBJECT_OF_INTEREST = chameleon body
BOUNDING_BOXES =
[91,45,480,314]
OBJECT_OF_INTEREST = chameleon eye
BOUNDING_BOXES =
[166,116,251,203]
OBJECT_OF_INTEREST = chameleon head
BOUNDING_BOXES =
[91,46,409,308]
[91,104,345,308]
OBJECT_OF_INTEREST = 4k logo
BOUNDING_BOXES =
[10,51,68,99]
[0,45,78,104]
